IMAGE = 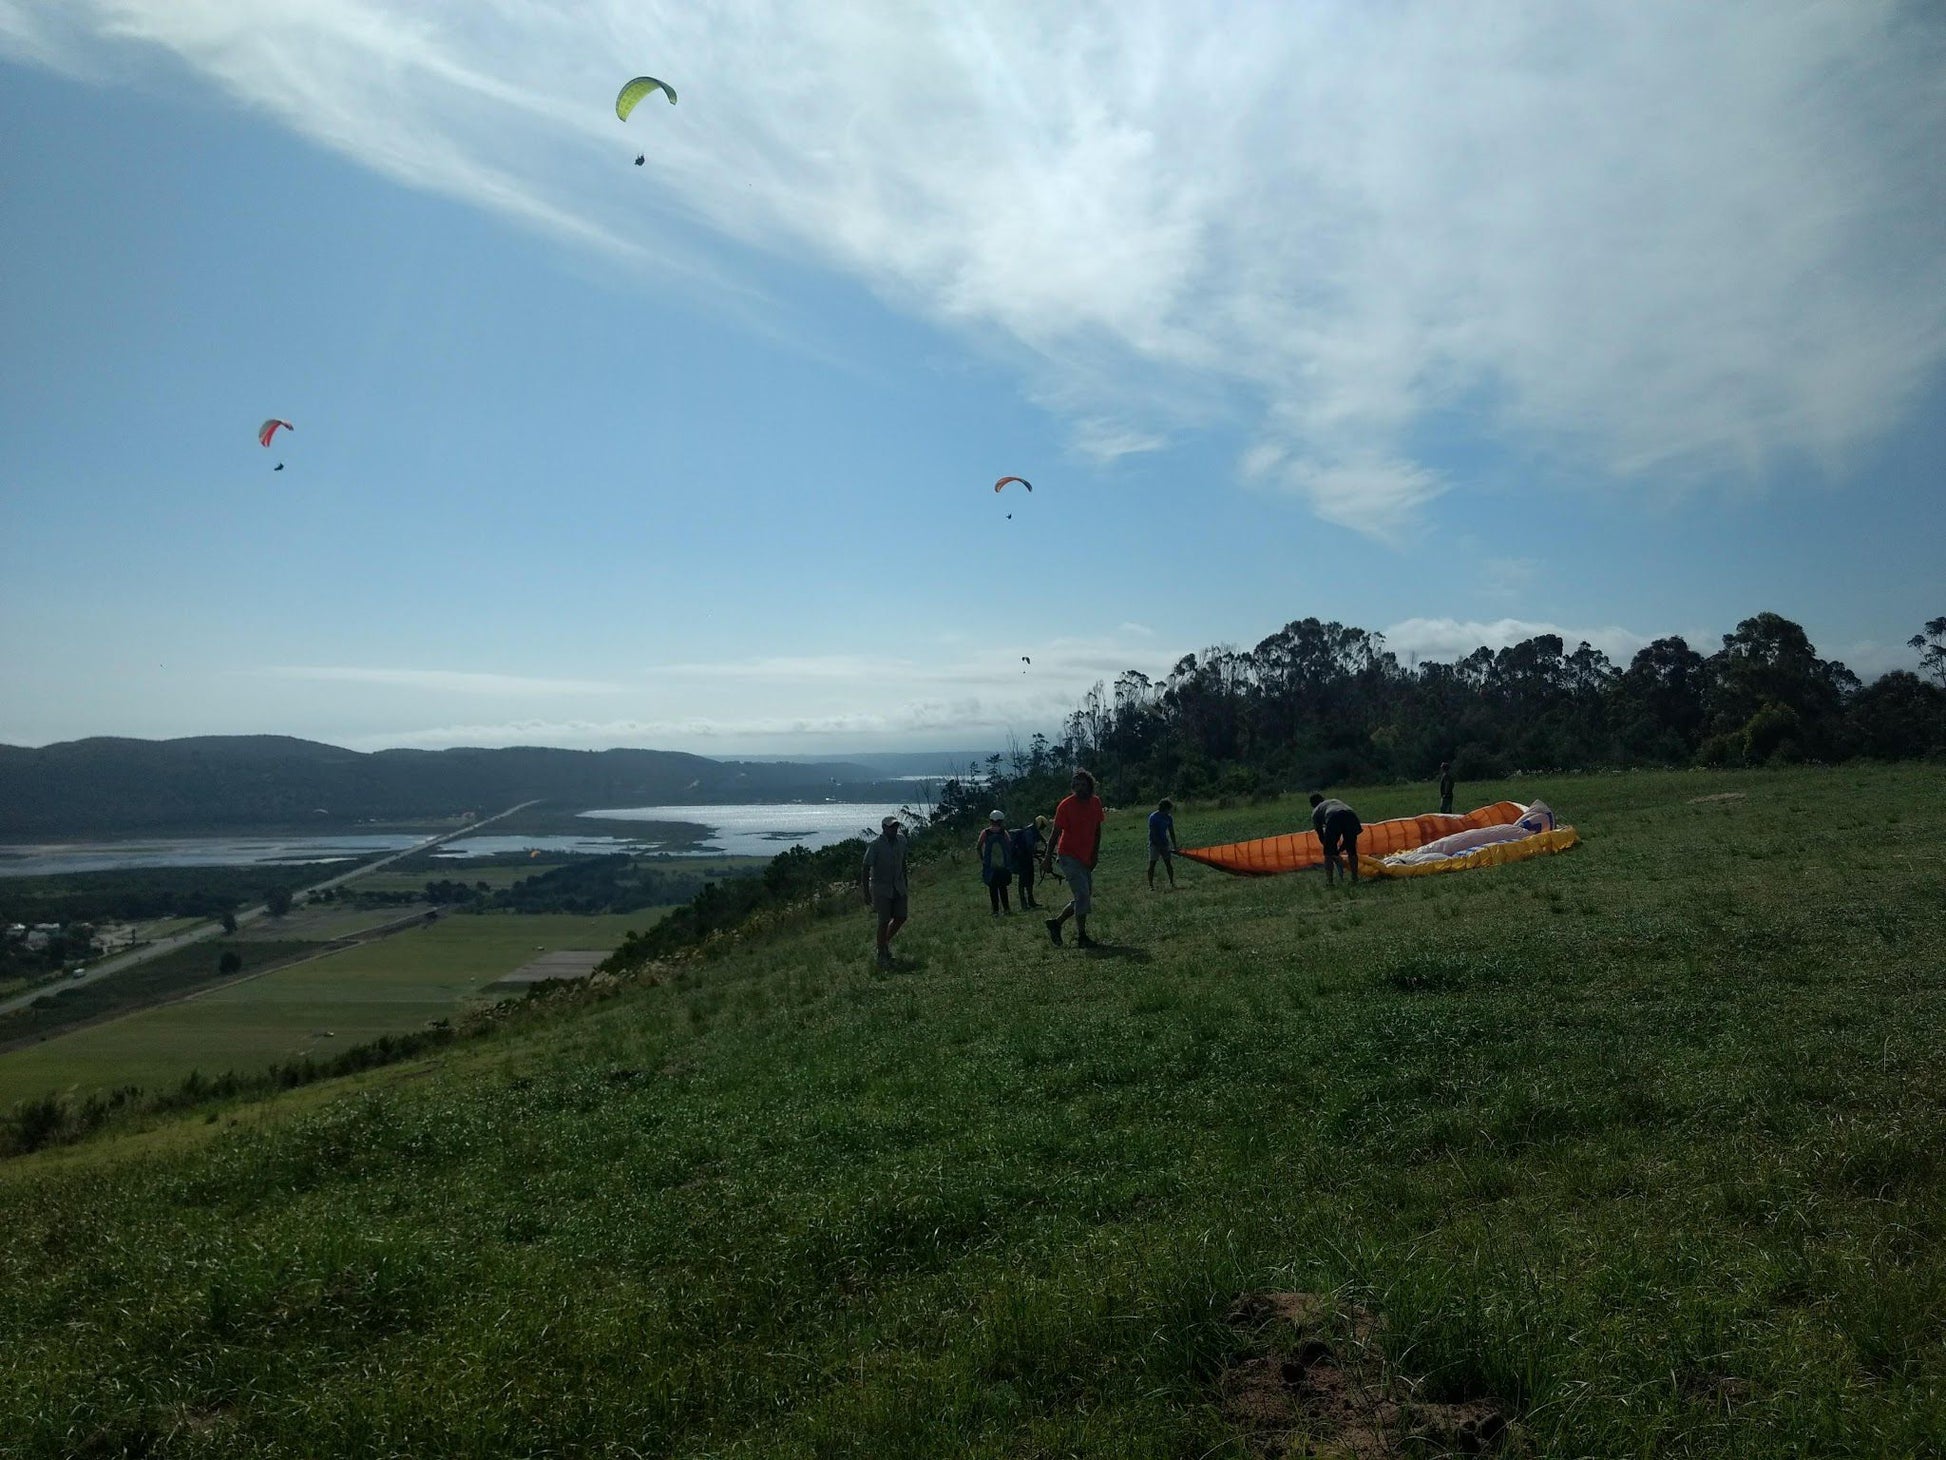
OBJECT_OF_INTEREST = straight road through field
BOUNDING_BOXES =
[0,801,540,1018]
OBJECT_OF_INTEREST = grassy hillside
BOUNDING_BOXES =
[2,766,1942,1456]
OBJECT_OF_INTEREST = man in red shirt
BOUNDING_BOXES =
[1043,768,1107,948]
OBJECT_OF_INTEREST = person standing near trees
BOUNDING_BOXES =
[860,814,909,969]
[976,810,1015,915]
[1011,815,1049,910]
[1147,797,1179,890]
[1438,761,1456,815]
[1044,769,1107,948]
[1309,792,1363,886]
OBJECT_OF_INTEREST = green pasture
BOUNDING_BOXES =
[0,912,656,1107]
[353,856,764,895]
[129,915,207,941]
[351,862,559,893]
[2,765,1943,1457]
[237,904,424,941]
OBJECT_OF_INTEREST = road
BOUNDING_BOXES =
[0,801,540,1020]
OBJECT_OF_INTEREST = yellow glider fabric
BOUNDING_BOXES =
[616,77,677,120]
[1361,825,1579,878]
[1177,801,1530,876]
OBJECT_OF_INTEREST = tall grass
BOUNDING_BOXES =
[0,765,1942,1456]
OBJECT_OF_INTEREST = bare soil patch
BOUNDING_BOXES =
[1220,1291,1508,1458]
[1686,792,1748,805]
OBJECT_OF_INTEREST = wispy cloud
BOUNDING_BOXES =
[18,2,1945,538]
[1380,617,1653,667]
[260,666,627,695]
[326,632,1189,751]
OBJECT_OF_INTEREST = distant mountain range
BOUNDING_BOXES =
[0,736,914,837]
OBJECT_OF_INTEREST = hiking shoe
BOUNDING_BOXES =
[1045,918,1063,946]
[1076,935,1099,950]
[875,948,893,969]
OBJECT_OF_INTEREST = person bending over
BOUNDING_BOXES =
[1309,792,1362,886]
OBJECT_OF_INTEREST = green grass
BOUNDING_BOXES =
[0,913,656,1106]
[0,941,318,1052]
[236,904,430,941]
[1,766,1942,1456]
[351,862,562,893]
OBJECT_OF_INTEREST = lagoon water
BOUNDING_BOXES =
[0,803,917,877]
[431,834,652,860]
[582,802,915,857]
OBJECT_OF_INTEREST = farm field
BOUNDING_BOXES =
[352,856,763,896]
[1,765,1943,1456]
[232,904,425,941]
[0,912,658,1106]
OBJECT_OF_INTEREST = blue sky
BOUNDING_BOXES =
[3,2,1942,755]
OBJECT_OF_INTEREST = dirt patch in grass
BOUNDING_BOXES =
[1687,792,1748,805]
[1220,1291,1508,1457]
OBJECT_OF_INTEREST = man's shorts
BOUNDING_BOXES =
[1056,856,1093,915]
[1148,842,1173,864]
[1321,809,1362,859]
[872,892,909,921]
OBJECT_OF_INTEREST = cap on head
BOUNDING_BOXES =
[989,810,1005,821]
[881,815,900,829]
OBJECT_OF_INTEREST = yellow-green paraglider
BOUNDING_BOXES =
[616,76,677,121]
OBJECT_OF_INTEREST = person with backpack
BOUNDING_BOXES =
[976,810,1015,915]
[1011,815,1048,909]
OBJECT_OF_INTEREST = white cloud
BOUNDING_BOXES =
[19,1,1946,539]
[260,666,627,695]
[314,631,1189,752]
[1380,617,1653,667]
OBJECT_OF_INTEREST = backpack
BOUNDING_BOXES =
[1009,827,1036,864]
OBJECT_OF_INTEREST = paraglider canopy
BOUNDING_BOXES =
[258,419,293,448]
[994,476,1032,493]
[616,77,677,120]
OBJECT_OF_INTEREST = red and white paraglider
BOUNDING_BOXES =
[259,418,293,471]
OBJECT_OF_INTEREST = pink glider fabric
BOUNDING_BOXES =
[258,419,293,448]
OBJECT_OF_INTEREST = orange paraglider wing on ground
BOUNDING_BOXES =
[1177,801,1530,876]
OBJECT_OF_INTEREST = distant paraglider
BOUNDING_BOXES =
[273,463,285,472]
[994,476,1032,494]
[258,419,293,448]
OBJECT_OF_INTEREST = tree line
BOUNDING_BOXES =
[937,611,1944,816]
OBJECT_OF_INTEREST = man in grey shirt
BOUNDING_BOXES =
[860,815,910,968]
[1309,793,1363,886]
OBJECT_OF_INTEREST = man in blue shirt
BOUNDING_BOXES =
[1147,798,1179,890]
